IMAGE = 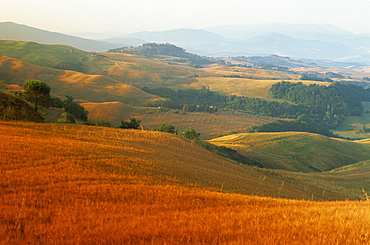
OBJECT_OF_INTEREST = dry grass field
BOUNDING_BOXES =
[2,121,370,244]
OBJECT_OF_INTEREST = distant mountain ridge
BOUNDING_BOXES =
[116,23,370,64]
[0,22,122,52]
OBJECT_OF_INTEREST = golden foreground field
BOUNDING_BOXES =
[2,121,370,244]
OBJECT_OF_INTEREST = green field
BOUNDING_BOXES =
[333,101,370,139]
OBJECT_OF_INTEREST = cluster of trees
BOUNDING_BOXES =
[271,81,370,127]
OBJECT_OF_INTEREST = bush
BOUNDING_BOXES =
[118,118,141,129]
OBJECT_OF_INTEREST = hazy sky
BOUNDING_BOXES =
[2,0,370,37]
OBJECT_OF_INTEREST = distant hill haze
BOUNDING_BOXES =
[2,21,370,64]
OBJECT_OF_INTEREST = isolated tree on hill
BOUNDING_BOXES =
[23,80,51,112]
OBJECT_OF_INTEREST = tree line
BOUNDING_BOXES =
[143,82,370,131]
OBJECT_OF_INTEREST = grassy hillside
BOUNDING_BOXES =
[2,121,370,244]
[208,132,370,173]
[0,91,43,122]
[0,55,160,105]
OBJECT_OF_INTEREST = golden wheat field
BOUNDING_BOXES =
[2,121,370,244]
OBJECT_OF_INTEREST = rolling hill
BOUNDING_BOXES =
[2,121,370,244]
[0,40,345,101]
[208,132,370,173]
[0,55,160,105]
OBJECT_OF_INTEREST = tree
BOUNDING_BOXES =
[153,124,176,134]
[181,128,200,140]
[23,80,51,112]
[118,118,141,129]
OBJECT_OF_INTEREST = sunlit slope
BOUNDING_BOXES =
[208,132,370,173]
[0,121,348,200]
[80,101,138,126]
[0,56,159,105]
